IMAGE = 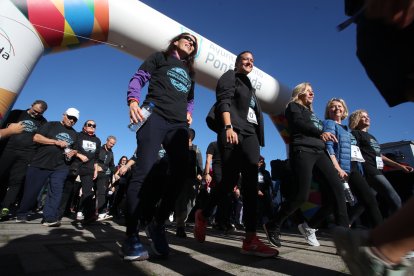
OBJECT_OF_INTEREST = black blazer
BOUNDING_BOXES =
[215,70,264,146]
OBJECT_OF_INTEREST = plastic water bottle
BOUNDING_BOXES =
[128,102,154,132]
[342,181,356,206]
[63,147,72,162]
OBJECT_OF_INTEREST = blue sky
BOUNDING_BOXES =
[10,0,414,167]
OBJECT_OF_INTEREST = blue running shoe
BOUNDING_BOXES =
[121,235,149,261]
[146,221,169,257]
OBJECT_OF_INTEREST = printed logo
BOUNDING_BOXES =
[310,113,323,131]
[21,120,37,132]
[167,67,191,93]
[82,140,97,153]
[370,138,381,155]
[250,97,256,108]
[0,27,15,61]
[56,132,74,146]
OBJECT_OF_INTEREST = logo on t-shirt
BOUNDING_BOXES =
[369,138,381,155]
[56,132,74,146]
[167,67,191,93]
[21,120,38,132]
[310,113,323,131]
[82,140,97,153]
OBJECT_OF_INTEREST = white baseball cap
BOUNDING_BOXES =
[65,108,80,120]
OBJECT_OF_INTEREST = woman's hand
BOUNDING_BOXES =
[366,0,414,28]
[226,128,239,144]
[320,132,338,143]
[118,165,129,176]
[400,164,414,173]
[187,112,193,125]
[204,173,212,185]
[337,169,348,180]
[129,101,144,124]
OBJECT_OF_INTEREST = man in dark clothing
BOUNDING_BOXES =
[0,100,48,219]
[95,135,116,221]
[59,120,101,221]
[16,107,79,226]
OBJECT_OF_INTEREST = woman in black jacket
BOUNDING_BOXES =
[263,82,349,248]
[194,51,278,257]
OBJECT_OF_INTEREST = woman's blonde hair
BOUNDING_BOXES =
[324,98,349,120]
[288,82,313,111]
[348,109,368,130]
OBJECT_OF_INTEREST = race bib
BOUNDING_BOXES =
[351,145,365,162]
[247,107,258,124]
[376,156,384,169]
[258,172,264,183]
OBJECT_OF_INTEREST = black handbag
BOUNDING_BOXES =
[205,102,220,133]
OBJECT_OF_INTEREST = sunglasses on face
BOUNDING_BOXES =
[86,123,96,128]
[181,36,196,46]
[66,114,78,122]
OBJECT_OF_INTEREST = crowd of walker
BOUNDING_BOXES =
[1,1,414,275]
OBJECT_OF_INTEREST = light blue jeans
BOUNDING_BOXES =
[367,174,402,216]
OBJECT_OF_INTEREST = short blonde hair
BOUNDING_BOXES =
[348,109,368,130]
[324,98,349,120]
[288,82,313,111]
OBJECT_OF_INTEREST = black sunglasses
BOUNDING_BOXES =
[86,123,96,128]
[66,115,78,122]
[181,35,196,46]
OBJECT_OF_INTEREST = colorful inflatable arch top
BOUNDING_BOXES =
[0,0,291,140]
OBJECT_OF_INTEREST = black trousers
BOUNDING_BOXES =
[203,130,260,233]
[272,148,349,228]
[126,112,188,236]
[0,149,34,209]
[95,173,110,214]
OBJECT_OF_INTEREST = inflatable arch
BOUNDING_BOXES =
[0,0,291,142]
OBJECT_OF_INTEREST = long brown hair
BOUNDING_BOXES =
[348,109,368,130]
[163,32,198,78]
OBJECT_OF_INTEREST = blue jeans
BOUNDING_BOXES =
[17,167,69,221]
[367,174,402,216]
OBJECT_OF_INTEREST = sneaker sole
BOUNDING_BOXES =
[240,249,279,258]
[298,224,320,247]
[42,223,61,227]
[97,215,113,222]
[119,250,149,261]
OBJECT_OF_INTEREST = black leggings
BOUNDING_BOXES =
[272,148,349,228]
[126,112,188,236]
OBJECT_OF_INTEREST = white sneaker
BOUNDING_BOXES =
[97,213,113,221]
[298,222,320,246]
[76,212,84,221]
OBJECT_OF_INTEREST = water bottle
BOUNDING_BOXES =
[128,102,155,132]
[63,147,72,162]
[342,181,356,206]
